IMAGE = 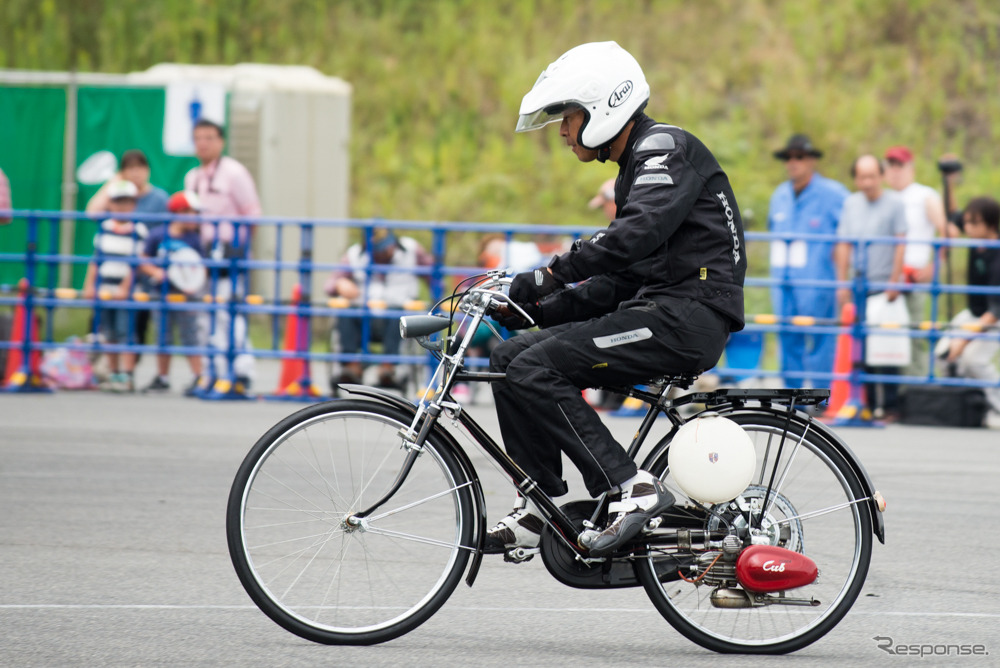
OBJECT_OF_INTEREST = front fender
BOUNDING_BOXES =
[338,384,490,584]
[338,383,418,413]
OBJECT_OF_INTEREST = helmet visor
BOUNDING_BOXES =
[515,102,582,133]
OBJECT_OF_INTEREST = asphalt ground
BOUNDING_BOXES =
[1,368,998,667]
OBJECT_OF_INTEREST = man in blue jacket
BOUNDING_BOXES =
[768,134,848,387]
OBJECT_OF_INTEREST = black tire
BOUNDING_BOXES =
[226,399,475,645]
[637,411,873,654]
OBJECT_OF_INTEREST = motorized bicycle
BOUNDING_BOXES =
[226,271,885,653]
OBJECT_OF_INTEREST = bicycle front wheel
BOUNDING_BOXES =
[226,400,475,645]
[638,411,873,654]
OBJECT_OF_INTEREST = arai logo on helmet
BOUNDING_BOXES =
[608,80,633,108]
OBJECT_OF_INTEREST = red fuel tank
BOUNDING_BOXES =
[735,545,818,593]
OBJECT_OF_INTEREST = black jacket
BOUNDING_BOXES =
[542,114,747,331]
[968,245,1000,319]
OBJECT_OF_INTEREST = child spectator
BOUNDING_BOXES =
[325,228,434,392]
[81,180,148,392]
[139,191,207,396]
[83,180,147,392]
[941,196,1000,426]
[86,149,171,353]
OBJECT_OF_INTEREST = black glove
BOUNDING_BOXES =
[509,269,561,305]
[494,302,541,331]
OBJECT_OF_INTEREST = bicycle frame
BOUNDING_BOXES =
[343,273,884,580]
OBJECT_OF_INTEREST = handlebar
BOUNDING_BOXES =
[458,275,536,327]
[398,272,536,356]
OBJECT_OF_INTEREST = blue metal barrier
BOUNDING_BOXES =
[1,209,999,407]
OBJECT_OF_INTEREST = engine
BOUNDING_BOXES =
[676,543,820,609]
[735,544,818,593]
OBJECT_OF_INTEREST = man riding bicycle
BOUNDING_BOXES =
[488,41,747,557]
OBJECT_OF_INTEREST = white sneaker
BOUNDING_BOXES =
[589,470,674,557]
[484,497,544,554]
[985,410,1000,429]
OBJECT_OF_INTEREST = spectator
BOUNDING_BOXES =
[465,233,549,373]
[184,119,261,390]
[185,119,261,249]
[768,134,849,387]
[446,233,538,403]
[883,145,954,376]
[587,177,618,223]
[86,150,170,355]
[477,233,545,274]
[941,197,1000,427]
[139,191,208,396]
[86,149,170,216]
[81,180,148,392]
[0,164,10,224]
[835,155,908,420]
[325,228,434,392]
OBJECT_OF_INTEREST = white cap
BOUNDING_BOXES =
[107,179,139,200]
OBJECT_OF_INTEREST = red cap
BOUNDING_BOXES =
[884,146,913,163]
[167,190,201,213]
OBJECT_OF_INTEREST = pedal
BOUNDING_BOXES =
[504,547,539,563]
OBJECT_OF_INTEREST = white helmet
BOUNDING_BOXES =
[516,41,650,150]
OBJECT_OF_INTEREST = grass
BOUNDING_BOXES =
[3,0,999,228]
[5,0,999,373]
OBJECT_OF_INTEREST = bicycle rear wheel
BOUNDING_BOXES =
[226,400,475,645]
[638,411,873,654]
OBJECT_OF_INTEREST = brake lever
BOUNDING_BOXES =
[491,294,536,327]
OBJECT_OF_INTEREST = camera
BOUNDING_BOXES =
[936,158,963,174]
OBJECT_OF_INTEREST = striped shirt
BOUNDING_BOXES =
[93,220,148,284]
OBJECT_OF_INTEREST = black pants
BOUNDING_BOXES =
[864,365,900,414]
[490,297,729,498]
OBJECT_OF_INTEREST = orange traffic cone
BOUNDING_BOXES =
[824,302,855,418]
[273,284,321,400]
[826,301,878,427]
[3,279,49,392]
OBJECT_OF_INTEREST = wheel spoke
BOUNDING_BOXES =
[350,432,406,510]
[297,428,354,509]
[762,420,811,519]
[364,481,474,523]
[771,496,873,525]
[254,526,341,585]
[249,527,348,553]
[278,526,344,600]
[362,525,472,552]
